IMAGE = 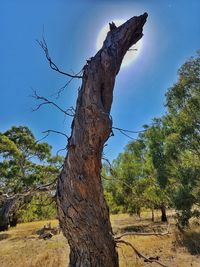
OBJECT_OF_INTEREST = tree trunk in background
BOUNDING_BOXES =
[0,198,16,231]
[57,13,147,267]
[151,208,155,222]
[9,211,18,227]
[136,207,141,218]
[161,205,168,222]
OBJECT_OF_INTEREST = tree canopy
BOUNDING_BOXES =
[0,126,63,230]
[104,52,200,228]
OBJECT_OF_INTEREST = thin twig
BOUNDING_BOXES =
[31,89,74,117]
[112,127,138,140]
[112,127,146,134]
[56,146,68,156]
[53,74,83,99]
[36,37,83,79]
[112,125,146,140]
[42,129,69,139]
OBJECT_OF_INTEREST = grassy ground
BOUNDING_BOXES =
[0,212,199,267]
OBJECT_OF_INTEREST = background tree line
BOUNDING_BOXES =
[103,52,200,229]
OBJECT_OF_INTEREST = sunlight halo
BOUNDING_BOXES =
[96,19,143,68]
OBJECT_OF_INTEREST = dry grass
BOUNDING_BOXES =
[0,212,200,267]
[0,220,69,267]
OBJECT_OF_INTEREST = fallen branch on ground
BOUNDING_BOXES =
[116,239,168,267]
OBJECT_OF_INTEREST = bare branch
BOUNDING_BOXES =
[34,129,69,155]
[56,146,68,156]
[55,77,74,98]
[36,37,83,79]
[112,126,145,140]
[116,239,168,267]
[1,179,57,200]
[53,77,83,99]
[31,89,74,117]
[112,127,146,134]
[42,129,69,139]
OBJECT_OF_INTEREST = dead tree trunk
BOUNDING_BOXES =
[57,13,147,267]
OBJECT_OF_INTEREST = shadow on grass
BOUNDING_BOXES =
[120,223,169,234]
[182,231,200,255]
[0,233,10,241]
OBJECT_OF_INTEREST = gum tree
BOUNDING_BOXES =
[0,126,62,230]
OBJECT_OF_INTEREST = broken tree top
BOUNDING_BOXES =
[93,12,148,77]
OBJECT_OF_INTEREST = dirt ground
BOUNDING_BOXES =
[0,212,199,267]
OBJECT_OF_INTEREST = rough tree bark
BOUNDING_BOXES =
[57,13,148,267]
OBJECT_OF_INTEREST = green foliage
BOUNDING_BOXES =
[103,137,172,216]
[104,52,200,228]
[19,194,57,223]
[166,53,200,156]
[0,126,61,193]
[0,126,63,224]
[164,53,200,227]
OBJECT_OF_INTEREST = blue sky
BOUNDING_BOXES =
[1,0,200,160]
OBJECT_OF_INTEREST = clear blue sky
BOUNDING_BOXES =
[1,0,200,160]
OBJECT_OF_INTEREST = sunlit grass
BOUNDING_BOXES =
[0,220,68,267]
[0,212,199,267]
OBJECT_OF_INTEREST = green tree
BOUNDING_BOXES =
[110,139,146,216]
[165,52,200,228]
[0,126,62,230]
[140,119,175,222]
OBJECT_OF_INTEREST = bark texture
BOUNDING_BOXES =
[57,13,148,267]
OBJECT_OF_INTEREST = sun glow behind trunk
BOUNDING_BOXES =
[96,19,143,68]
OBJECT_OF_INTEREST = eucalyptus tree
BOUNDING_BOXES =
[0,126,62,230]
[133,116,185,223]
[166,52,200,157]
[165,52,200,227]
[109,139,146,216]
[105,134,173,222]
